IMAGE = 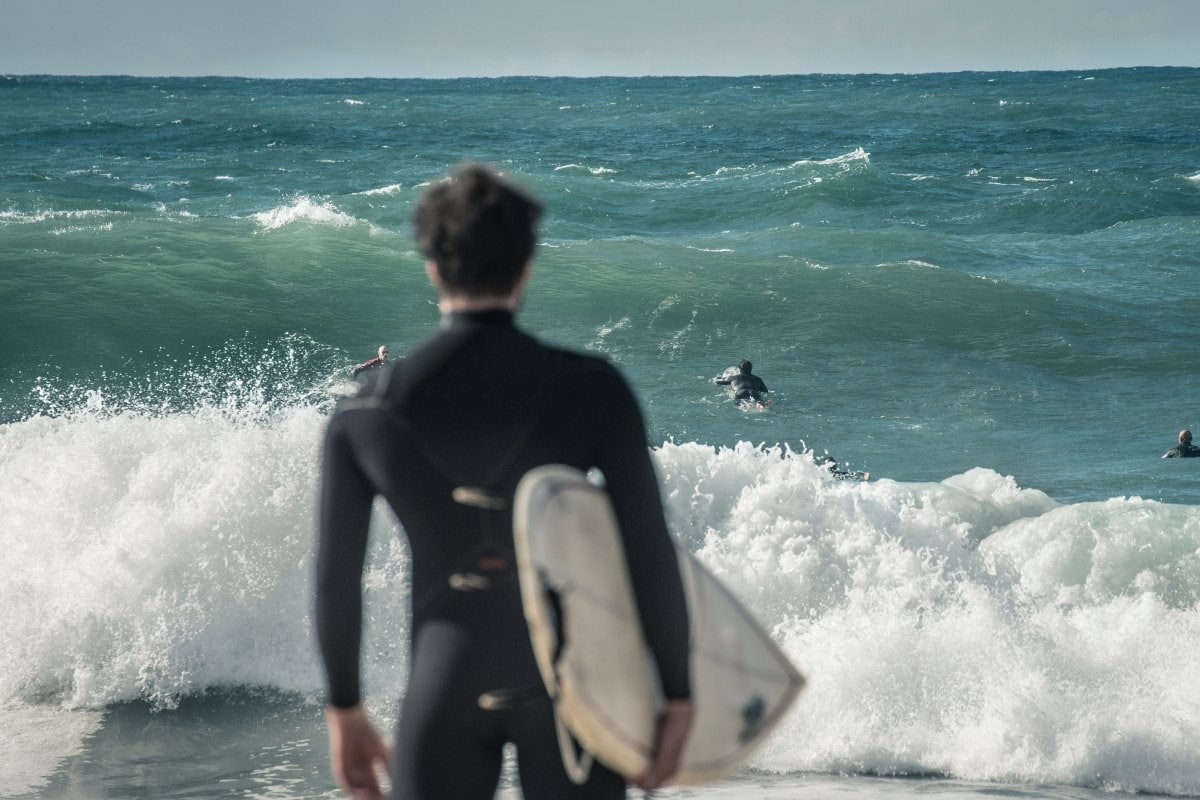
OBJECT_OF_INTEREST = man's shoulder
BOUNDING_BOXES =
[1162,443,1200,458]
[540,341,624,380]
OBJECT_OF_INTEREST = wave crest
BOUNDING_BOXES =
[251,196,362,231]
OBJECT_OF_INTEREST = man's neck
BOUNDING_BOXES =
[437,294,521,314]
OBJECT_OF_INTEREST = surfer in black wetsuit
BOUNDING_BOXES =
[1162,429,1200,458]
[714,359,768,405]
[352,345,389,377]
[316,164,693,800]
[815,454,870,482]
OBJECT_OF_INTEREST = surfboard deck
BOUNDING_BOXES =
[513,464,805,786]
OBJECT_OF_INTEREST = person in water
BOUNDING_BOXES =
[352,345,389,377]
[816,454,870,482]
[316,163,693,800]
[1162,429,1200,458]
[714,359,769,405]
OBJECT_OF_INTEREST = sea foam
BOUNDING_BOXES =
[251,196,363,231]
[650,442,1200,793]
[3,390,1200,793]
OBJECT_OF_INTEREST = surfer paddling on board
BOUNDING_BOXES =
[316,163,692,800]
[352,345,389,377]
[1162,429,1200,458]
[714,359,769,408]
[816,454,870,482]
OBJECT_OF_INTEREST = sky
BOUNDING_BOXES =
[2,0,1198,78]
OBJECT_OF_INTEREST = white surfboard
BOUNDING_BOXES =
[513,464,804,786]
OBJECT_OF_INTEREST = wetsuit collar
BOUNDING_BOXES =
[441,308,516,329]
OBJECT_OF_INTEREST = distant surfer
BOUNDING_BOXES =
[714,359,769,408]
[816,454,870,481]
[316,164,692,800]
[1162,429,1200,458]
[352,345,389,377]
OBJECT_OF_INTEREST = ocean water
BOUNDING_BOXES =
[2,69,1199,799]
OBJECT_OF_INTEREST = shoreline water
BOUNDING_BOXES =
[10,692,1198,800]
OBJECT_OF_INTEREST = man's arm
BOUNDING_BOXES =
[316,412,390,797]
[593,371,693,785]
[595,378,690,698]
[316,412,377,707]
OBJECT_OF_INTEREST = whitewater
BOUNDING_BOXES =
[5,392,1200,796]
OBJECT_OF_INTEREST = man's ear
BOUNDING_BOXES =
[514,262,532,295]
[425,261,442,288]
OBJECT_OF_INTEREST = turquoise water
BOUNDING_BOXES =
[2,70,1200,799]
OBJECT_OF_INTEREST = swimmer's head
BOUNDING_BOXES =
[1181,429,1193,444]
[738,359,752,374]
[414,163,543,300]
[378,345,389,360]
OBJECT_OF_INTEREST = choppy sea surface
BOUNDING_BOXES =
[2,69,1199,799]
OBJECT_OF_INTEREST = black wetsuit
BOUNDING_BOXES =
[352,356,386,377]
[317,310,690,800]
[1163,441,1200,458]
[717,373,768,403]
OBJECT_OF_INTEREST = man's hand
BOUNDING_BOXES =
[324,704,391,800]
[637,699,694,790]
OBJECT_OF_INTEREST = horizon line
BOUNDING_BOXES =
[4,64,1197,82]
